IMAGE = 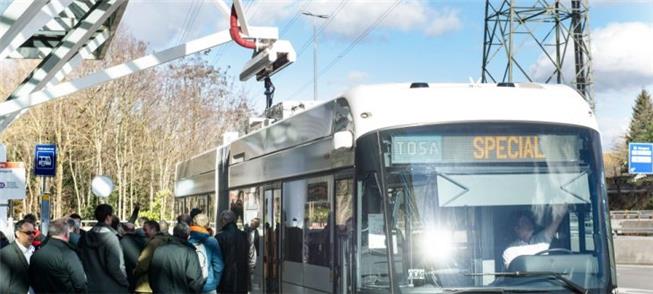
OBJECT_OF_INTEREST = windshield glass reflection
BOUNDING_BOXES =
[356,123,610,292]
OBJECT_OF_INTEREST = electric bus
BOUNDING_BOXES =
[174,82,616,293]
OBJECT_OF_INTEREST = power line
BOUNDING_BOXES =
[319,0,401,76]
[280,0,313,35]
[180,0,204,43]
[177,0,201,44]
[287,0,402,100]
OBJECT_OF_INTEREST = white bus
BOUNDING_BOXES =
[175,82,615,293]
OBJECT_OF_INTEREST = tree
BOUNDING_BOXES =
[626,89,653,143]
[609,89,653,210]
[0,30,252,220]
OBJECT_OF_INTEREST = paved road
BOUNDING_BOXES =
[617,264,653,293]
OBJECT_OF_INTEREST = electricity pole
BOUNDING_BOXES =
[481,0,593,108]
[301,11,328,101]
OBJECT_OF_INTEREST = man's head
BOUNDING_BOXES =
[176,214,192,225]
[137,216,149,228]
[23,213,37,225]
[94,204,114,225]
[192,213,210,228]
[110,215,121,231]
[143,220,160,239]
[14,220,35,247]
[513,212,535,242]
[69,213,82,233]
[159,220,169,234]
[49,218,71,241]
[173,222,190,241]
[189,208,202,220]
[66,217,79,233]
[220,210,236,227]
[250,217,261,229]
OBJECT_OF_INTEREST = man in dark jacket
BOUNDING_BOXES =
[149,222,204,294]
[29,218,87,293]
[216,210,250,293]
[120,222,146,292]
[0,220,35,294]
[78,204,129,293]
[0,231,9,249]
[134,220,173,293]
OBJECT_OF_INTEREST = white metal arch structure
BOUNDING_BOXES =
[0,0,295,132]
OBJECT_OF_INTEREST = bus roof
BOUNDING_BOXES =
[341,83,598,139]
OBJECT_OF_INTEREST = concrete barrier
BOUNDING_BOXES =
[614,236,653,265]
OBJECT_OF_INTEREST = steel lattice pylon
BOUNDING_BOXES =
[481,0,593,108]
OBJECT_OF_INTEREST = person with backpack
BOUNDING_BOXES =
[189,213,224,294]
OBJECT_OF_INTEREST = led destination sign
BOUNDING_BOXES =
[391,134,580,164]
[391,136,442,163]
[473,136,545,160]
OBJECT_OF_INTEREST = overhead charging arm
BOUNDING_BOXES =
[0,0,295,126]
[228,2,296,113]
[229,5,256,49]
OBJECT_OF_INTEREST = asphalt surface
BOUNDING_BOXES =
[617,264,653,293]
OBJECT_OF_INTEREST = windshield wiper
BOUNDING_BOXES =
[465,271,588,294]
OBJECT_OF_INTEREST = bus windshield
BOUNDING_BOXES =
[355,123,612,293]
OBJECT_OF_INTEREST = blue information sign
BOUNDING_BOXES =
[34,144,57,177]
[628,143,653,174]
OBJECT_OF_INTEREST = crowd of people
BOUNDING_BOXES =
[0,204,259,294]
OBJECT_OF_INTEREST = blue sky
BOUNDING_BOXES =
[3,0,653,149]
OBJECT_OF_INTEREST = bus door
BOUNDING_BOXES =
[263,187,281,293]
[335,176,354,293]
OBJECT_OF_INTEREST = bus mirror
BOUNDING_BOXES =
[333,131,353,150]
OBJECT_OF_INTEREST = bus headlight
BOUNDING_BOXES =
[420,229,455,262]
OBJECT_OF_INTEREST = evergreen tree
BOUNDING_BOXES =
[626,89,653,143]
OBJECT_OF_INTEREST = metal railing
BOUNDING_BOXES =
[611,210,653,220]
[611,210,653,236]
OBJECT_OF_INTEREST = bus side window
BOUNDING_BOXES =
[305,181,330,266]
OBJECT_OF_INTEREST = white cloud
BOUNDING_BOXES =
[118,1,462,50]
[597,115,629,149]
[301,0,461,39]
[530,22,653,150]
[592,22,653,91]
[594,87,653,150]
[590,0,653,5]
[531,22,653,92]
[425,8,462,37]
[245,1,297,26]
[120,0,221,49]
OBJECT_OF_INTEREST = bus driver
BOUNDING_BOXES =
[502,205,568,269]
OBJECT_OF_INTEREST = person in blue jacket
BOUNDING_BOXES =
[189,213,224,294]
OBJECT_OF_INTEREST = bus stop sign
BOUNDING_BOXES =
[628,143,653,174]
[34,144,56,177]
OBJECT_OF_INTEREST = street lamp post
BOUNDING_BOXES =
[301,11,328,101]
